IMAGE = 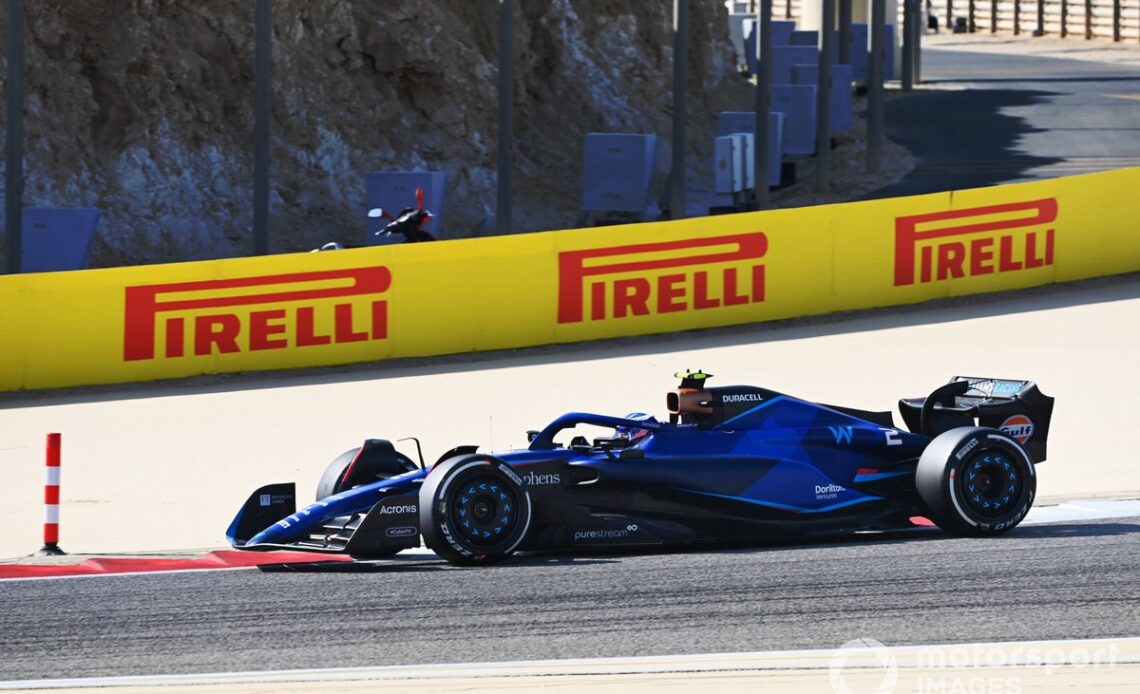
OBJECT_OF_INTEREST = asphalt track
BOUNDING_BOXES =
[2,515,1138,681]
[869,41,1140,198]
[2,36,1140,693]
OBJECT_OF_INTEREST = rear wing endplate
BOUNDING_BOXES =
[900,377,1055,462]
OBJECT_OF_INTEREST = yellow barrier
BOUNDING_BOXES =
[2,167,1139,392]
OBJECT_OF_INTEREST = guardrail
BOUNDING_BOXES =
[765,0,1140,40]
[2,167,1138,392]
[947,0,1140,40]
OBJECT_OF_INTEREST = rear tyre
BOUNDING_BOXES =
[916,426,1036,536]
[419,454,532,566]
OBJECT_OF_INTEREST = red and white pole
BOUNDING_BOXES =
[38,433,66,556]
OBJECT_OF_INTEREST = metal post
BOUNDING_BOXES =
[5,0,26,274]
[1085,0,1092,39]
[1112,0,1121,41]
[902,0,914,91]
[1014,0,1021,34]
[754,0,774,206]
[990,0,996,32]
[253,0,271,256]
[867,0,885,173]
[670,0,689,219]
[1061,0,1067,37]
[497,0,514,233]
[914,0,922,84]
[947,0,954,30]
[1035,0,1045,35]
[839,0,853,64]
[816,0,834,193]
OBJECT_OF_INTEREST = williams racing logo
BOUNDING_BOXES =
[893,198,1057,287]
[123,267,391,361]
[557,233,768,323]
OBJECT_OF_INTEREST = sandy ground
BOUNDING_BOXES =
[0,272,1137,560]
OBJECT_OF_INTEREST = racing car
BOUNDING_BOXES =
[227,372,1054,566]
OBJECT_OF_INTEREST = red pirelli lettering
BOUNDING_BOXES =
[894,199,1057,287]
[558,233,768,323]
[123,267,391,361]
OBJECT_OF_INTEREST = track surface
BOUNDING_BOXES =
[2,517,1137,681]
[2,38,1139,689]
[869,43,1140,198]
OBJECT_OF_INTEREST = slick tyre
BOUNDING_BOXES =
[916,426,1036,536]
[316,449,359,500]
[316,440,418,501]
[419,454,532,566]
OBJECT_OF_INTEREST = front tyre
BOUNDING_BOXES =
[916,426,1036,536]
[419,454,532,566]
[316,440,418,501]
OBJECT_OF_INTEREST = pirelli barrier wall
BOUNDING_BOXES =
[2,167,1139,392]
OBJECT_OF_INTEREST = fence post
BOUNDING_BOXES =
[868,0,886,173]
[816,0,834,193]
[497,0,514,233]
[902,0,914,91]
[754,0,773,206]
[669,0,689,219]
[914,0,922,84]
[5,0,25,275]
[252,0,271,256]
[839,0,853,64]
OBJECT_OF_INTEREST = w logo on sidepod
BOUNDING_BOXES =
[828,426,854,445]
[1000,415,1034,444]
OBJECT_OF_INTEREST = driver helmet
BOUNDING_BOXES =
[616,412,658,442]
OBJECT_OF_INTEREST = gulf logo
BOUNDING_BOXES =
[1000,415,1035,444]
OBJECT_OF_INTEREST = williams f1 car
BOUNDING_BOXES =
[227,372,1054,566]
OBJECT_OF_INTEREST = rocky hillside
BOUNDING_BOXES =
[0,1,751,266]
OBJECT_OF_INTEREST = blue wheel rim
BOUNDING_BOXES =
[960,449,1022,517]
[451,474,518,546]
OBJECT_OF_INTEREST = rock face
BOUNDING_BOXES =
[0,1,749,266]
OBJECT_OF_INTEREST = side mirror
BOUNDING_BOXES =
[367,208,384,219]
[526,430,540,443]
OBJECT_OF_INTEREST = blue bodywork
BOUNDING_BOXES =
[228,383,936,555]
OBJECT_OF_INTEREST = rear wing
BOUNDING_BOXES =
[899,377,1055,462]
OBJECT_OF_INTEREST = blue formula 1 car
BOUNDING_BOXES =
[227,372,1054,566]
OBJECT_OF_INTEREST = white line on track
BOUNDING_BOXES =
[1022,499,1140,525]
[1,637,1137,689]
